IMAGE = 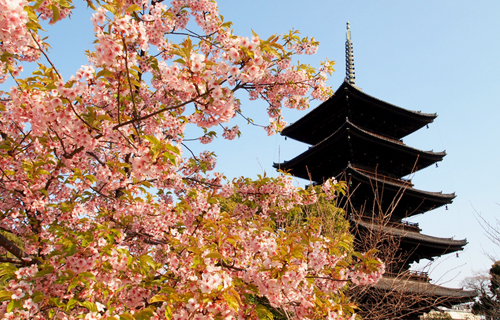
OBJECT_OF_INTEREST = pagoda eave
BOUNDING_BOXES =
[281,81,437,144]
[277,119,445,179]
[344,165,455,218]
[374,276,477,306]
[354,220,467,264]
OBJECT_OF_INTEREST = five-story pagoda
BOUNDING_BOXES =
[273,23,475,319]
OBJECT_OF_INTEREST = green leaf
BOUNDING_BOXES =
[205,252,223,259]
[135,308,154,320]
[149,56,159,72]
[6,299,19,313]
[85,174,97,183]
[97,114,114,122]
[255,304,274,320]
[165,143,180,155]
[165,305,173,320]
[262,227,274,233]
[80,301,98,312]
[163,152,177,166]
[34,266,54,278]
[79,272,96,281]
[352,251,364,260]
[0,263,17,278]
[85,0,96,10]
[49,297,65,308]
[32,291,45,303]
[222,289,240,312]
[144,135,160,146]
[120,313,135,320]
[191,255,203,269]
[173,58,185,65]
[140,180,153,188]
[51,4,60,23]
[139,254,157,268]
[101,4,117,14]
[126,4,142,12]
[65,242,77,256]
[0,290,12,302]
[35,168,50,175]
[32,0,45,9]
[65,298,77,312]
[95,69,115,79]
[150,295,169,303]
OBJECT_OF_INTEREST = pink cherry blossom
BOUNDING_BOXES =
[0,0,382,319]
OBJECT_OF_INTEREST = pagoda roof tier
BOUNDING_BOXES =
[281,80,437,144]
[274,119,445,179]
[344,165,455,219]
[377,275,476,300]
[365,276,477,319]
[354,275,476,320]
[355,220,467,266]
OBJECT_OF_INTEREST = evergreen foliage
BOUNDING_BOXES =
[472,262,500,320]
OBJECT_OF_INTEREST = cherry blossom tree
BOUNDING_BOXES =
[0,0,384,319]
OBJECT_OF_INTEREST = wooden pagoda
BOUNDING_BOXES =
[274,22,475,319]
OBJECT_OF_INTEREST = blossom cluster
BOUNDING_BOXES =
[0,0,383,319]
[222,125,239,140]
[322,178,338,200]
[0,0,36,83]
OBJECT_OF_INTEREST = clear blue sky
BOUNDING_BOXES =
[214,0,500,288]
[9,0,500,288]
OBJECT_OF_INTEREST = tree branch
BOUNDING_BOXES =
[0,233,40,266]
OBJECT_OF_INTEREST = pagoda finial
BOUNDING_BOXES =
[345,22,356,85]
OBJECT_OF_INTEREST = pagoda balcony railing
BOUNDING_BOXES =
[385,270,430,283]
[357,215,421,232]
[401,220,420,230]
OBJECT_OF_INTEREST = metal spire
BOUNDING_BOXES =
[345,22,356,85]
